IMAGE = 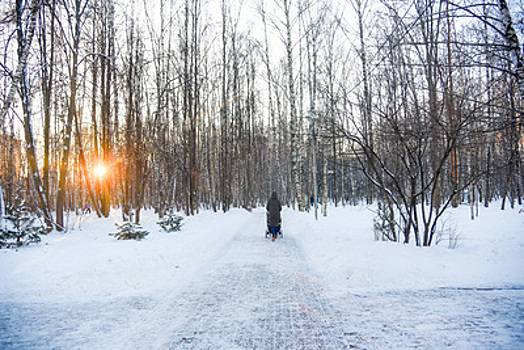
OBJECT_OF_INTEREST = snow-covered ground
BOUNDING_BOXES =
[0,208,253,303]
[0,203,523,349]
[294,203,524,294]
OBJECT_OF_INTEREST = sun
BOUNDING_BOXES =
[93,163,107,179]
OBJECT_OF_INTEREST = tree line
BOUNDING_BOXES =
[0,0,522,246]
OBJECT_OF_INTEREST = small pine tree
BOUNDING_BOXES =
[158,212,183,233]
[0,192,46,249]
[110,222,149,240]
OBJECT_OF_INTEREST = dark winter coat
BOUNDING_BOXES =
[266,192,282,227]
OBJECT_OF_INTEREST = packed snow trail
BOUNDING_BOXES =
[102,211,353,349]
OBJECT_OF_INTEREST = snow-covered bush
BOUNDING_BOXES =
[435,219,460,249]
[373,201,396,241]
[0,193,46,249]
[110,222,149,240]
[158,212,183,233]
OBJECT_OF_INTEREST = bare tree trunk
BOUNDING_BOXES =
[0,184,5,231]
[322,146,328,216]
[39,0,56,201]
[498,0,524,99]
[15,0,53,229]
[100,0,114,217]
[90,3,100,162]
[283,0,303,211]
[1,0,39,122]
[304,9,319,219]
[354,0,374,205]
[445,0,460,207]
[220,0,230,212]
[56,0,84,231]
[190,0,200,214]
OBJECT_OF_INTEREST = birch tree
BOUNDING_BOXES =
[15,0,53,228]
[56,0,88,230]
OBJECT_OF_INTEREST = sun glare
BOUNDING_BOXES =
[93,163,107,179]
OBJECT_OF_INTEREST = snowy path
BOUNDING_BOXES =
[106,211,352,349]
[1,210,523,349]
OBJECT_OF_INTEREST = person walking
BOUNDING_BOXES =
[266,191,282,241]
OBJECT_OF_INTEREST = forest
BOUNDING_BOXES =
[0,1,523,348]
[0,0,523,247]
